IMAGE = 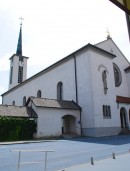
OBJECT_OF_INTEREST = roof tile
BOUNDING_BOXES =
[0,105,37,118]
[30,97,81,110]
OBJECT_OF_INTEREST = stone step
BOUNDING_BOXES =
[61,134,81,139]
[119,128,130,135]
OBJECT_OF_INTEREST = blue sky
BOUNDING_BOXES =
[0,0,130,104]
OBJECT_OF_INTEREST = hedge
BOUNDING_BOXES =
[0,116,37,141]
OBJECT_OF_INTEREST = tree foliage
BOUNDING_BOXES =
[0,116,37,141]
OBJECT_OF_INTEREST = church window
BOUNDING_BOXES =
[57,82,63,100]
[18,66,23,83]
[23,96,26,106]
[102,105,111,118]
[10,66,13,84]
[37,90,42,98]
[12,101,15,105]
[113,63,122,87]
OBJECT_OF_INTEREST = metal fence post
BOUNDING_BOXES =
[112,153,115,159]
[91,157,94,165]
[17,151,21,171]
[11,149,54,171]
[44,151,48,171]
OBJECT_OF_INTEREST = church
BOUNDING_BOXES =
[1,23,130,138]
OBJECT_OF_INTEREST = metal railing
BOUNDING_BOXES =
[11,150,54,171]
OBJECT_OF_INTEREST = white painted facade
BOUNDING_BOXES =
[2,38,130,137]
[9,54,28,90]
[34,107,81,138]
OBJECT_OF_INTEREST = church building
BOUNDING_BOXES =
[1,24,130,138]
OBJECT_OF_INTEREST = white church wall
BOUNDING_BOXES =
[3,57,77,106]
[75,49,95,135]
[96,38,130,97]
[23,57,28,81]
[34,107,81,138]
[9,55,19,90]
[126,71,130,96]
[87,50,121,136]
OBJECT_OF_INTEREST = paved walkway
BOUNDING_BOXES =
[56,153,130,171]
[0,139,56,145]
[1,135,130,171]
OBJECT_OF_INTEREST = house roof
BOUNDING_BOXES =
[1,42,116,97]
[116,96,130,104]
[27,97,81,110]
[0,105,37,118]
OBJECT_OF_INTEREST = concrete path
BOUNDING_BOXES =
[1,135,130,171]
[56,153,130,171]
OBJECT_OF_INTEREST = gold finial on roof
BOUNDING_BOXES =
[106,27,111,39]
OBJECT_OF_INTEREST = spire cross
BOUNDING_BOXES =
[19,17,24,25]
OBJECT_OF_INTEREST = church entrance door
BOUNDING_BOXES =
[120,107,127,128]
[62,115,76,134]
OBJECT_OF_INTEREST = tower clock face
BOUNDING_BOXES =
[19,61,23,66]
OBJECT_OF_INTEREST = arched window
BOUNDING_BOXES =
[37,90,42,98]
[12,101,15,105]
[23,96,26,106]
[120,107,127,128]
[57,82,63,100]
[113,63,122,87]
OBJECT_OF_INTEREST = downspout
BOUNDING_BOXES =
[80,109,82,135]
[73,54,78,104]
[73,54,82,134]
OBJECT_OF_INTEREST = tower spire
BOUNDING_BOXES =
[9,18,28,90]
[16,17,24,56]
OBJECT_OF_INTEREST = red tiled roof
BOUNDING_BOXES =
[116,96,130,104]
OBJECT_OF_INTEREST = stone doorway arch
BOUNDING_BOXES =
[120,107,127,128]
[62,115,76,134]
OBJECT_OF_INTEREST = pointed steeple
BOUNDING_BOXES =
[16,19,23,56]
[8,18,28,90]
[16,24,22,55]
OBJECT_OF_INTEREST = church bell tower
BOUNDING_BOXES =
[9,20,29,90]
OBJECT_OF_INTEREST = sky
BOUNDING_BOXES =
[0,0,130,104]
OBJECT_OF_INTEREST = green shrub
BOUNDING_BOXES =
[0,116,37,141]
